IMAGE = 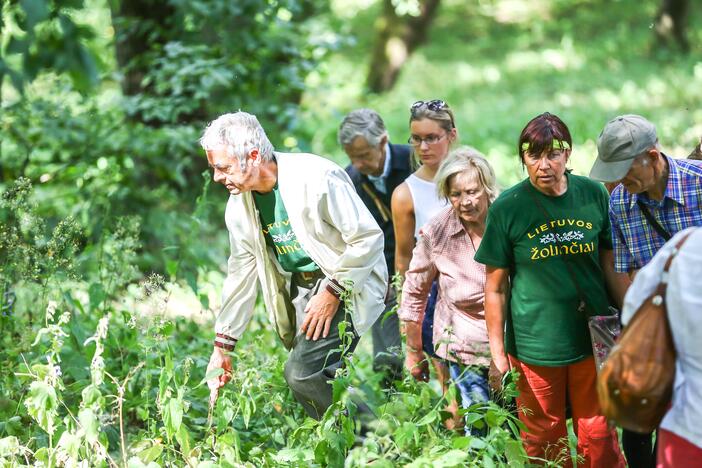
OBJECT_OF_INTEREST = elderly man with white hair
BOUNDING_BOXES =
[201,111,387,419]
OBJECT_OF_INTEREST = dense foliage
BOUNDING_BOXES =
[0,180,533,467]
[1,0,700,465]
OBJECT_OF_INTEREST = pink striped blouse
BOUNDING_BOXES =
[398,207,491,367]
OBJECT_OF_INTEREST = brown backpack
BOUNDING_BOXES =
[597,232,691,434]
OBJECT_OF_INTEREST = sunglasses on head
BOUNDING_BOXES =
[411,99,447,112]
[410,99,455,129]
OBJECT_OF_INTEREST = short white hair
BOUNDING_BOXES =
[435,146,499,202]
[199,112,275,162]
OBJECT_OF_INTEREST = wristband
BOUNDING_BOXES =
[214,333,237,351]
[325,278,346,300]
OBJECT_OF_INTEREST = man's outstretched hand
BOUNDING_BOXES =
[300,289,340,341]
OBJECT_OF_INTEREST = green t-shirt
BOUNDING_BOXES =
[474,174,613,366]
[252,186,318,273]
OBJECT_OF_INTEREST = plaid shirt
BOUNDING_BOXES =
[610,155,702,272]
[398,207,490,367]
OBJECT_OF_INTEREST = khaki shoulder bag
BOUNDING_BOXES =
[596,231,692,433]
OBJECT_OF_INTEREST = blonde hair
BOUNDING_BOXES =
[435,146,499,203]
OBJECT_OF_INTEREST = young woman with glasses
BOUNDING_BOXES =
[391,99,457,394]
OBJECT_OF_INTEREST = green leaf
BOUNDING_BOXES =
[216,396,235,426]
[165,259,179,279]
[78,408,99,443]
[184,270,198,296]
[136,441,163,464]
[415,409,438,426]
[175,424,191,456]
[158,353,173,402]
[24,381,58,434]
[505,439,526,466]
[57,430,81,459]
[198,367,223,387]
[198,292,210,310]
[451,436,471,450]
[6,37,28,55]
[20,0,50,29]
[469,437,487,450]
[434,449,468,467]
[482,453,496,468]
[393,421,417,450]
[88,283,106,310]
[81,384,103,408]
[128,456,160,468]
[0,436,20,458]
[162,397,183,439]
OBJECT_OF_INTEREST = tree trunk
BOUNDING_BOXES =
[654,0,690,53]
[366,0,441,94]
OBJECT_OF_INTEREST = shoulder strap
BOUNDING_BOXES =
[636,199,672,241]
[361,182,392,223]
[655,229,693,297]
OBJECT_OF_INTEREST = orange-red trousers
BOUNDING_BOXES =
[509,355,626,467]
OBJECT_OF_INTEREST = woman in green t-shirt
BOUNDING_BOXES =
[474,113,626,467]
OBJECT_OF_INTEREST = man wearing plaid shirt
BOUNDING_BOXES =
[589,113,702,468]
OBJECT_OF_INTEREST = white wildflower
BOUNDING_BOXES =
[46,300,58,321]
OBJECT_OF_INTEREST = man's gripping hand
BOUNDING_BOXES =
[207,346,233,405]
[300,288,341,341]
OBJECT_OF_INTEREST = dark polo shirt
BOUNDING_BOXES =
[345,143,412,278]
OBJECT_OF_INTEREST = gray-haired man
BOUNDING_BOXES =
[339,109,412,381]
[589,114,702,467]
[203,111,388,419]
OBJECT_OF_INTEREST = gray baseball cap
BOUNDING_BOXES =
[589,114,658,182]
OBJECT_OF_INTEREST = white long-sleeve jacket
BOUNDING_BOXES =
[622,227,702,448]
[215,152,388,349]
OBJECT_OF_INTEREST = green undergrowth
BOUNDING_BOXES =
[1,178,555,467]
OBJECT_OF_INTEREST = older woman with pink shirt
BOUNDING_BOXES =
[398,146,497,432]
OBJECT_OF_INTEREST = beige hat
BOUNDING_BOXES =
[589,114,658,182]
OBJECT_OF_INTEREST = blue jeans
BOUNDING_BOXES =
[421,281,439,357]
[447,362,490,436]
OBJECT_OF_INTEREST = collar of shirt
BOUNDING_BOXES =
[629,154,686,209]
[367,143,392,193]
[446,208,467,237]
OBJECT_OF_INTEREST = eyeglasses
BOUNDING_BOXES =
[408,133,448,147]
[411,99,447,113]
